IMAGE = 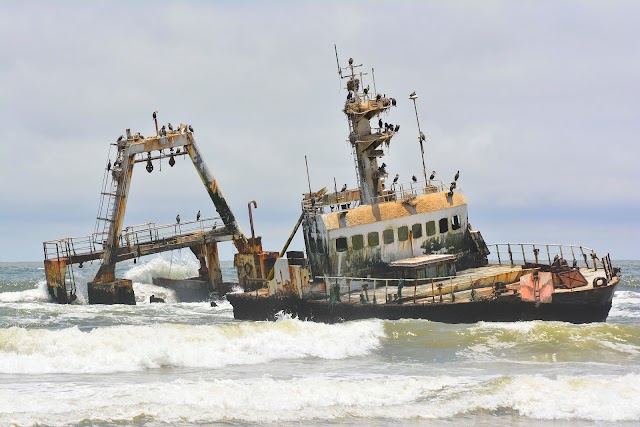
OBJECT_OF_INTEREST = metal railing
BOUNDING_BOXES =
[487,243,597,269]
[321,270,516,305]
[302,180,452,215]
[43,216,223,261]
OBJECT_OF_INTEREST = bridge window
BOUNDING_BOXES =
[439,218,449,234]
[368,231,379,247]
[412,223,423,239]
[383,229,395,244]
[398,226,409,242]
[335,237,348,252]
[426,221,436,237]
[451,215,461,231]
[352,234,364,250]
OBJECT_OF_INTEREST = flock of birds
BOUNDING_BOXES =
[175,210,201,224]
[338,168,460,195]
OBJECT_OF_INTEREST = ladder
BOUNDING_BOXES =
[92,152,119,252]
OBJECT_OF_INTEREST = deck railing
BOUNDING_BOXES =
[43,216,223,261]
[320,270,514,305]
[487,243,597,269]
[302,180,452,214]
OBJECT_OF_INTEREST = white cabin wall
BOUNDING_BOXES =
[312,205,469,277]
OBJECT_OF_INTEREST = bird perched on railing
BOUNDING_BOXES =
[196,210,201,221]
[176,214,180,224]
[117,135,124,142]
[341,184,347,192]
[429,171,436,180]
[455,170,460,181]
[412,175,417,182]
[168,123,174,131]
[394,124,400,132]
[378,163,387,175]
[188,125,194,133]
[393,174,399,184]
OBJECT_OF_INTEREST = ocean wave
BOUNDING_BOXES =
[457,321,640,362]
[0,373,638,425]
[0,280,49,303]
[124,256,199,285]
[0,319,385,374]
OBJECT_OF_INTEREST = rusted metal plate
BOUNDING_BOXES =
[538,272,553,303]
[520,272,553,303]
[520,273,535,302]
[557,269,588,289]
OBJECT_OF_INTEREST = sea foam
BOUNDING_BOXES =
[0,374,638,425]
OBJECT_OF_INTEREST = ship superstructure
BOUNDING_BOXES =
[302,56,488,280]
[227,54,620,324]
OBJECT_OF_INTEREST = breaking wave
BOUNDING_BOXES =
[1,373,639,425]
[0,280,49,303]
[124,255,199,284]
[0,318,385,374]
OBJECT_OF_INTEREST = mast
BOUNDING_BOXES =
[340,57,398,205]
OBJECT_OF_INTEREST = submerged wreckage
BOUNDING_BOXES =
[226,54,621,324]
[43,54,620,323]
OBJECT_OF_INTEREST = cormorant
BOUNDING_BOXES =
[348,57,353,65]
[410,91,416,98]
[376,94,381,101]
[412,175,417,182]
[168,123,173,131]
[117,135,124,142]
[420,131,426,141]
[160,125,166,136]
[153,111,157,119]
[364,86,369,95]
[394,124,400,132]
[378,118,382,129]
[429,171,436,180]
[455,170,460,181]
[196,210,201,221]
[341,183,347,192]
[176,214,180,224]
[393,174,399,184]
[391,98,397,106]
[188,125,194,133]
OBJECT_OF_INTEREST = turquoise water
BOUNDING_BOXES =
[0,256,639,426]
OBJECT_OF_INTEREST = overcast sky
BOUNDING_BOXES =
[1,0,638,263]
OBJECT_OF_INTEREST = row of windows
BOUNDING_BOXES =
[332,215,463,252]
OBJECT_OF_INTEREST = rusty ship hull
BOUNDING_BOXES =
[227,278,618,324]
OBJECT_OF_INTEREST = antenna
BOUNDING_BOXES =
[305,155,312,196]
[371,68,377,95]
[334,44,343,80]
[410,92,428,184]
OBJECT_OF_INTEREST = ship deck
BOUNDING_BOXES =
[329,264,613,305]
